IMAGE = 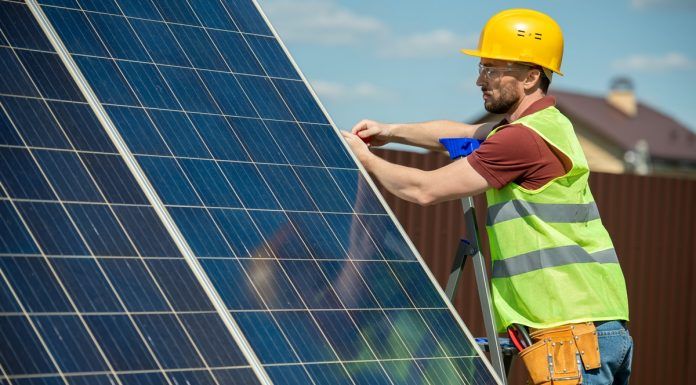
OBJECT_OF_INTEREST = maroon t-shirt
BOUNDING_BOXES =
[468,97,569,190]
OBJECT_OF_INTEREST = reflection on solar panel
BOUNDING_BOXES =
[0,1,500,384]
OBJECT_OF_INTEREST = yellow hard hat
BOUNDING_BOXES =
[462,8,564,75]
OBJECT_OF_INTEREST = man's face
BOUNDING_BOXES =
[476,59,528,114]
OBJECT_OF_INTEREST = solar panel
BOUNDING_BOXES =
[0,1,501,384]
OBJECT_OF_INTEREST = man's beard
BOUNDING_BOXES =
[483,85,520,114]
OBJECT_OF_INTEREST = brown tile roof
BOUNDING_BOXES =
[551,90,696,163]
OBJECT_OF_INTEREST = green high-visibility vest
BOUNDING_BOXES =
[485,106,629,332]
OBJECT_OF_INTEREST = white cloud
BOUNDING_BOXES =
[260,0,476,60]
[630,0,696,9]
[260,0,386,45]
[311,80,394,101]
[613,52,695,71]
[380,29,478,59]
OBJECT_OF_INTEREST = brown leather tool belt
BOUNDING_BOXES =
[519,322,601,385]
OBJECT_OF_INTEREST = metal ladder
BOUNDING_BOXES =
[439,138,516,384]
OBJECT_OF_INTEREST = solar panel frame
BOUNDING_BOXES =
[0,0,502,383]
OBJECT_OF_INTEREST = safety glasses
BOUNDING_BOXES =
[477,63,532,81]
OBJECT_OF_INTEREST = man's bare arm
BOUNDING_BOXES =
[341,131,491,205]
[351,119,495,152]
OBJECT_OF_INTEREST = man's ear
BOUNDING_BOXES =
[524,69,542,91]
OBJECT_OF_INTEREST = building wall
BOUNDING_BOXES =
[574,122,626,174]
[373,148,696,384]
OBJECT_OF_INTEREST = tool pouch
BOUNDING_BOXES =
[569,322,601,371]
[519,322,601,385]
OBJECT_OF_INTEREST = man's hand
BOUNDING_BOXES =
[351,119,392,147]
[341,131,374,167]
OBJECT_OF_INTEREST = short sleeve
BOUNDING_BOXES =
[467,124,564,190]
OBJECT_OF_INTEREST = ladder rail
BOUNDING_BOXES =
[445,196,508,384]
[439,137,509,383]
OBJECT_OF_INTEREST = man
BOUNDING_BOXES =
[341,8,632,385]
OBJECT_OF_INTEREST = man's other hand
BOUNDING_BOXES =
[351,119,392,146]
[341,131,374,165]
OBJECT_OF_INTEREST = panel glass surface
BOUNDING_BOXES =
[0,1,256,384]
[1,0,498,384]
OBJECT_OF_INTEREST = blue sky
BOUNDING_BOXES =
[257,0,696,135]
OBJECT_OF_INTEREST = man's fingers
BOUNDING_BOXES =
[342,131,366,148]
[357,128,373,138]
[351,119,370,134]
[341,131,357,140]
[343,130,369,143]
[351,119,388,146]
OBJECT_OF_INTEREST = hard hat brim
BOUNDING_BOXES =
[460,49,481,57]
[460,49,563,76]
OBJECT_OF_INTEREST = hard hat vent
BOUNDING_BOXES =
[516,30,543,40]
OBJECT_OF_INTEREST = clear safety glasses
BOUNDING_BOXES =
[477,63,532,81]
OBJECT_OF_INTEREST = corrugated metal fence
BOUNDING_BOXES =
[373,148,696,384]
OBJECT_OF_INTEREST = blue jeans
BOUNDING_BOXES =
[581,321,633,385]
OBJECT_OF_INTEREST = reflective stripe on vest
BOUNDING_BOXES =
[487,200,600,226]
[491,246,619,278]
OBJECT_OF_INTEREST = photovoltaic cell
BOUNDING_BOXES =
[1,0,499,384]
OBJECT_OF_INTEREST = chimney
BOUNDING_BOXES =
[606,77,637,118]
